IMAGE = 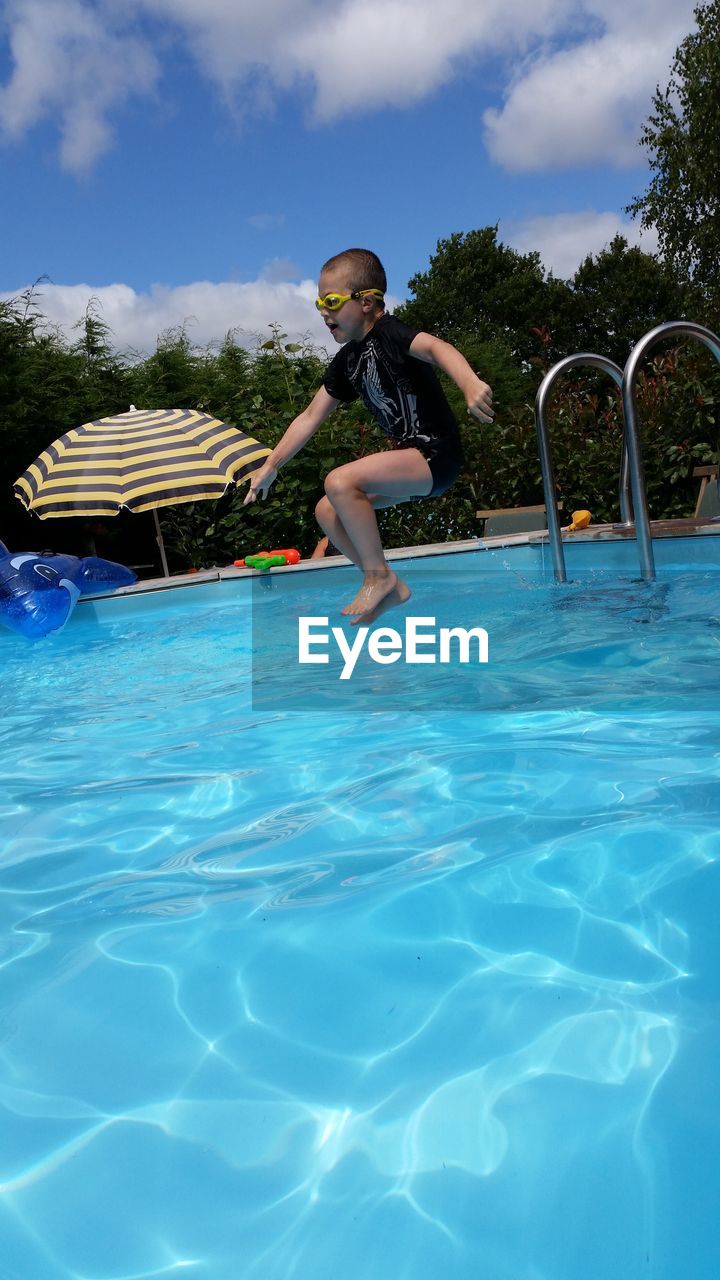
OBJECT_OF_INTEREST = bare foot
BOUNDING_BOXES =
[341,569,398,618]
[352,577,411,626]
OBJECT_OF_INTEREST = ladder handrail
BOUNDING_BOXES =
[622,321,720,582]
[535,353,630,583]
[533,322,720,585]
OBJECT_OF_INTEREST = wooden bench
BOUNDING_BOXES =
[476,504,547,537]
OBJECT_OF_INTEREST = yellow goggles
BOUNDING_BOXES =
[315,288,384,312]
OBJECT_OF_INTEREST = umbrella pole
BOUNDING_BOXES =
[153,508,170,578]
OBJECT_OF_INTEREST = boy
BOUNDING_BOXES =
[244,248,494,624]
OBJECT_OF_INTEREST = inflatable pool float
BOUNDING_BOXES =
[0,542,137,639]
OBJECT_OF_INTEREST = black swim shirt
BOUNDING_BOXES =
[322,314,459,452]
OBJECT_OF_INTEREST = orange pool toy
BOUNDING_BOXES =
[270,548,301,564]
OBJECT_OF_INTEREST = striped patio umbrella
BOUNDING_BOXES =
[14,406,271,576]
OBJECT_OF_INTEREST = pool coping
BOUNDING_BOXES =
[79,515,720,607]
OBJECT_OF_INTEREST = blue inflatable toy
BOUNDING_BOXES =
[0,541,137,639]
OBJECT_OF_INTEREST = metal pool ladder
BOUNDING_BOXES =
[535,320,720,582]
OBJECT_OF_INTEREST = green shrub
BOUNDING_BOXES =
[3,295,719,571]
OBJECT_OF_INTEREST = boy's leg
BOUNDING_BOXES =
[316,493,414,622]
[320,449,433,621]
[314,493,394,566]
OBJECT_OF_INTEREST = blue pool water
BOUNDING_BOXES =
[1,536,719,1279]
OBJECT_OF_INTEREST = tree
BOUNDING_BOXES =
[127,325,204,408]
[71,298,132,419]
[627,0,720,310]
[568,235,692,365]
[396,227,574,366]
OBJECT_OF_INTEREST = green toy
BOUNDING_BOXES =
[245,554,287,571]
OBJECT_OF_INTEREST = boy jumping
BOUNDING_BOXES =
[244,248,494,624]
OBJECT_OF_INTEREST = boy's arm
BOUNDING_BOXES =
[408,332,494,423]
[243,386,339,504]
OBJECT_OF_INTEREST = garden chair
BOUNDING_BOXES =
[693,465,720,519]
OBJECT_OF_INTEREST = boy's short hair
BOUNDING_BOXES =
[321,248,387,295]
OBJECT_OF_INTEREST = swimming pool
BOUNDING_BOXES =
[2,535,719,1279]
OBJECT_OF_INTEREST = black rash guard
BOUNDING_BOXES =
[322,313,464,496]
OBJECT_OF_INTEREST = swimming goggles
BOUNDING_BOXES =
[315,288,385,312]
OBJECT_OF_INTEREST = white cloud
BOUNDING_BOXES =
[136,0,316,87]
[291,1,512,121]
[502,211,659,279]
[1,277,331,353]
[247,213,287,231]
[1,274,404,354]
[0,0,699,173]
[259,257,302,283]
[0,0,159,171]
[483,1,697,172]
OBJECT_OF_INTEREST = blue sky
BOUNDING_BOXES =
[0,0,698,352]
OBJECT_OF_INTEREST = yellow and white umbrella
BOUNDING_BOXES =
[14,406,271,576]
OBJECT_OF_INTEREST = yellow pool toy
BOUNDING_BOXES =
[564,510,592,532]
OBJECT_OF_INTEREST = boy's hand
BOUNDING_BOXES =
[243,462,278,504]
[466,377,494,423]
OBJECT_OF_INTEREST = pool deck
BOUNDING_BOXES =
[98,514,720,601]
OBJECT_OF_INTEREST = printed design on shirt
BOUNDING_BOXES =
[347,337,433,448]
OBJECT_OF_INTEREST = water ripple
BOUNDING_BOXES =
[0,556,719,1278]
